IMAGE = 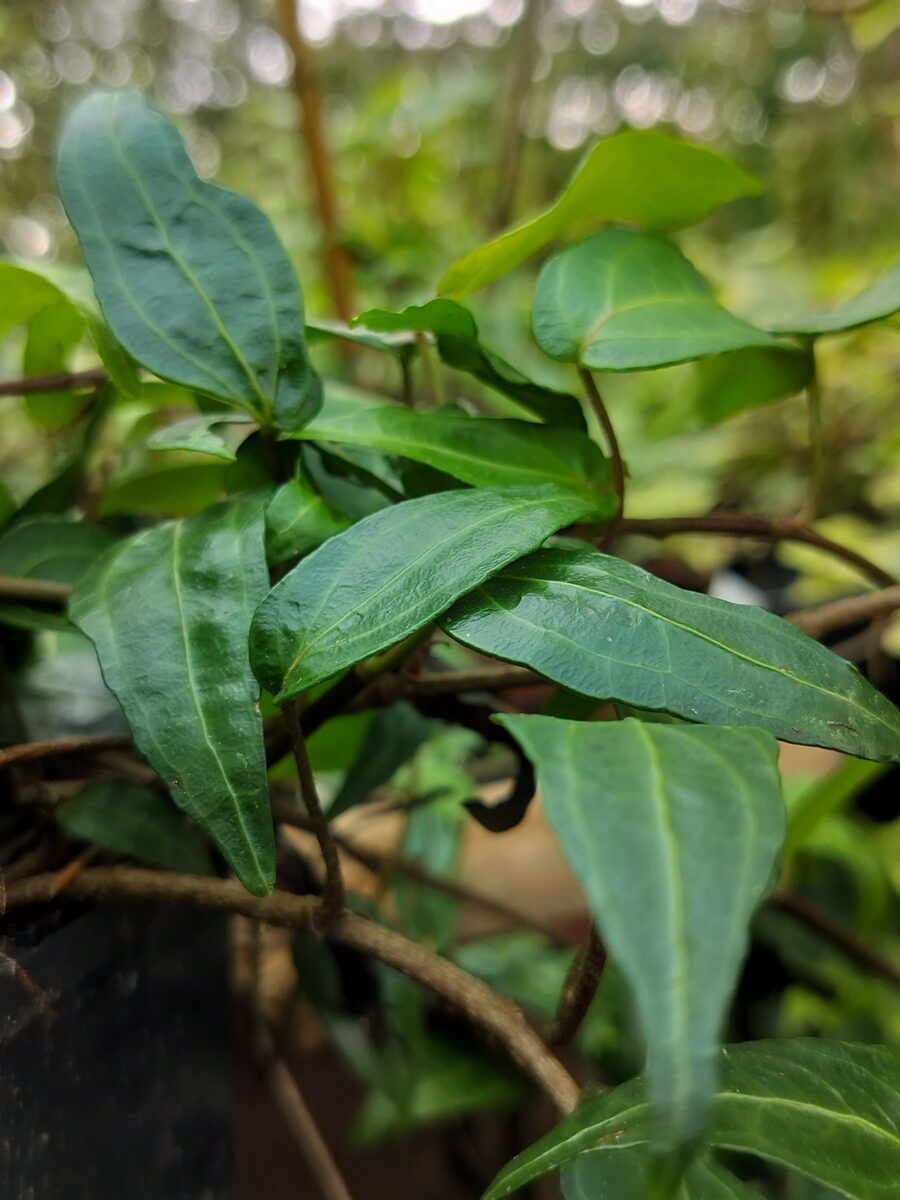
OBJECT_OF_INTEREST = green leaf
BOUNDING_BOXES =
[533,231,779,372]
[265,469,351,565]
[57,90,321,430]
[0,516,115,585]
[58,779,214,874]
[290,384,612,509]
[443,544,900,762]
[562,1149,761,1200]
[440,130,760,296]
[329,701,435,819]
[249,484,597,703]
[68,494,274,894]
[500,716,785,1166]
[770,259,900,336]
[86,311,142,398]
[99,461,229,517]
[0,262,71,339]
[147,413,253,461]
[355,299,585,427]
[306,316,416,356]
[483,1039,900,1200]
[23,300,90,429]
[690,345,815,426]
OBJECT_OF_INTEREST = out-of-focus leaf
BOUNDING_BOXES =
[785,759,887,860]
[770,260,900,336]
[291,385,611,504]
[0,516,115,585]
[265,469,352,565]
[690,345,814,426]
[444,544,900,762]
[0,262,71,338]
[306,316,415,356]
[484,1039,900,1200]
[57,90,321,430]
[23,300,90,429]
[329,701,435,819]
[250,484,597,703]
[85,311,142,398]
[147,413,253,461]
[99,461,229,516]
[533,231,779,372]
[58,779,214,874]
[501,715,785,1172]
[69,493,274,894]
[562,1149,762,1200]
[440,130,760,296]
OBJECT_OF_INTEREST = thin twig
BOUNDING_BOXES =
[788,585,900,639]
[771,889,900,990]
[287,701,345,922]
[0,367,107,397]
[2,865,580,1113]
[354,665,543,710]
[617,513,896,589]
[547,926,607,1047]
[579,368,625,538]
[0,575,71,604]
[0,733,133,769]
[803,350,824,522]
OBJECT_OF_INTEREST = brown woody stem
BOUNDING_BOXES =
[0,367,107,397]
[286,700,345,922]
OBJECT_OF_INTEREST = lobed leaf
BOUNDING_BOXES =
[500,715,785,1169]
[57,90,321,430]
[443,544,900,762]
[249,484,598,703]
[69,493,275,894]
[440,130,760,296]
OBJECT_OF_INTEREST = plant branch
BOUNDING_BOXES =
[547,926,607,1047]
[617,513,896,589]
[353,665,543,710]
[579,368,624,536]
[787,585,900,639]
[0,367,107,397]
[0,733,133,769]
[287,701,345,922]
[771,889,900,990]
[2,865,580,1114]
[0,575,71,604]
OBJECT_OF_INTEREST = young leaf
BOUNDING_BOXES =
[770,259,900,336]
[147,413,254,461]
[483,1039,900,1200]
[356,299,586,428]
[249,484,597,703]
[57,90,321,430]
[265,469,351,565]
[290,385,612,508]
[562,1149,761,1200]
[440,130,760,296]
[443,544,900,762]
[58,779,214,875]
[532,230,779,372]
[68,493,275,895]
[500,715,785,1167]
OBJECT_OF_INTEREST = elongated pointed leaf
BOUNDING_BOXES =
[265,469,351,565]
[250,484,596,703]
[440,130,760,296]
[770,260,900,336]
[500,716,785,1166]
[69,494,275,894]
[533,231,779,372]
[57,90,321,429]
[562,1150,761,1200]
[484,1039,900,1200]
[290,386,612,509]
[444,545,900,762]
[356,299,585,427]
[58,780,214,875]
[147,413,253,461]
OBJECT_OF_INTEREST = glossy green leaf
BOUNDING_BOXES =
[483,1039,900,1200]
[357,299,585,428]
[0,516,115,585]
[533,230,779,372]
[68,494,275,894]
[250,484,597,703]
[58,779,214,875]
[265,469,351,565]
[443,544,900,762]
[99,461,229,517]
[500,716,785,1165]
[147,413,253,461]
[23,300,90,429]
[770,259,900,336]
[440,130,760,296]
[690,344,814,426]
[289,385,612,509]
[562,1149,761,1200]
[57,90,321,430]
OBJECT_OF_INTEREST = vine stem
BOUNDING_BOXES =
[0,367,107,396]
[286,700,345,922]
[788,585,900,639]
[579,368,624,536]
[1,865,581,1115]
[548,926,607,1047]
